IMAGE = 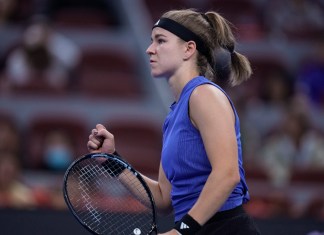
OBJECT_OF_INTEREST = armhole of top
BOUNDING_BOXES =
[188,83,238,128]
[187,83,212,129]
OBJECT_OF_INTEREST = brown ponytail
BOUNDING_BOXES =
[161,9,252,86]
[205,11,252,86]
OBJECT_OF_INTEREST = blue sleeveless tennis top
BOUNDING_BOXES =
[161,76,250,222]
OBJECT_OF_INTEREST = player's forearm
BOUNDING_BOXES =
[141,174,173,215]
[188,168,240,225]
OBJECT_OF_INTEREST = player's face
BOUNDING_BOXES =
[146,27,185,78]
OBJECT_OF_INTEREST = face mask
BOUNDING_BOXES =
[44,145,73,171]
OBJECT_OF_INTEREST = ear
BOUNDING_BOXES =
[183,41,197,61]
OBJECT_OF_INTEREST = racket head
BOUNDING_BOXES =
[63,152,157,235]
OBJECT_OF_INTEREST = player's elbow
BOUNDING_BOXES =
[154,186,173,215]
[227,168,241,188]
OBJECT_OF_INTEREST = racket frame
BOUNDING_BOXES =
[63,152,158,235]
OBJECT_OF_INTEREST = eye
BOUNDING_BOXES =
[157,38,165,44]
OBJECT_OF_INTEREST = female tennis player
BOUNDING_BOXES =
[88,9,261,235]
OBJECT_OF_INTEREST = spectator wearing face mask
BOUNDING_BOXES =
[42,130,74,171]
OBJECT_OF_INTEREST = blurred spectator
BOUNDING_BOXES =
[0,0,36,26]
[258,97,324,188]
[0,114,20,156]
[42,129,74,171]
[264,0,324,41]
[49,179,67,210]
[3,15,81,93]
[0,152,37,209]
[241,68,294,163]
[0,0,16,25]
[296,38,324,134]
[296,39,324,107]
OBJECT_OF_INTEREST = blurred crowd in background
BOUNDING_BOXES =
[0,0,324,222]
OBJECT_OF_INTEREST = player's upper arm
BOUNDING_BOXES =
[189,84,238,172]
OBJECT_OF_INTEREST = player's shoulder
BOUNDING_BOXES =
[191,83,227,102]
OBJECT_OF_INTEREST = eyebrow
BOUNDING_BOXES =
[151,33,167,41]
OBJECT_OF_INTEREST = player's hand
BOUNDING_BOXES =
[87,124,116,154]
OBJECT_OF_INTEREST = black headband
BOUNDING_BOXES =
[153,17,212,64]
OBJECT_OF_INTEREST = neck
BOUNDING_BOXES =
[167,69,199,101]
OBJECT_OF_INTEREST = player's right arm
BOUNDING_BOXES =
[141,163,173,215]
[87,124,173,215]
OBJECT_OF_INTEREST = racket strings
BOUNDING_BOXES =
[66,157,155,235]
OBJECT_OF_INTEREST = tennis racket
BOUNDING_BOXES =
[63,152,158,235]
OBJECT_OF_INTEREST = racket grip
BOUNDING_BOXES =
[102,157,125,177]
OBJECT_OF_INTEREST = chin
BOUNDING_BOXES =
[151,71,162,78]
[151,70,169,79]
[152,75,166,80]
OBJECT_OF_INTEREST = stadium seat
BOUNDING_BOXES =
[52,8,118,29]
[105,117,162,177]
[47,0,121,29]
[143,0,193,22]
[78,48,143,99]
[206,0,266,41]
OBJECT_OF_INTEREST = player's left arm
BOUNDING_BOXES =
[187,84,241,225]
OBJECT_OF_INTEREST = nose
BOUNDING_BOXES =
[146,43,155,55]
